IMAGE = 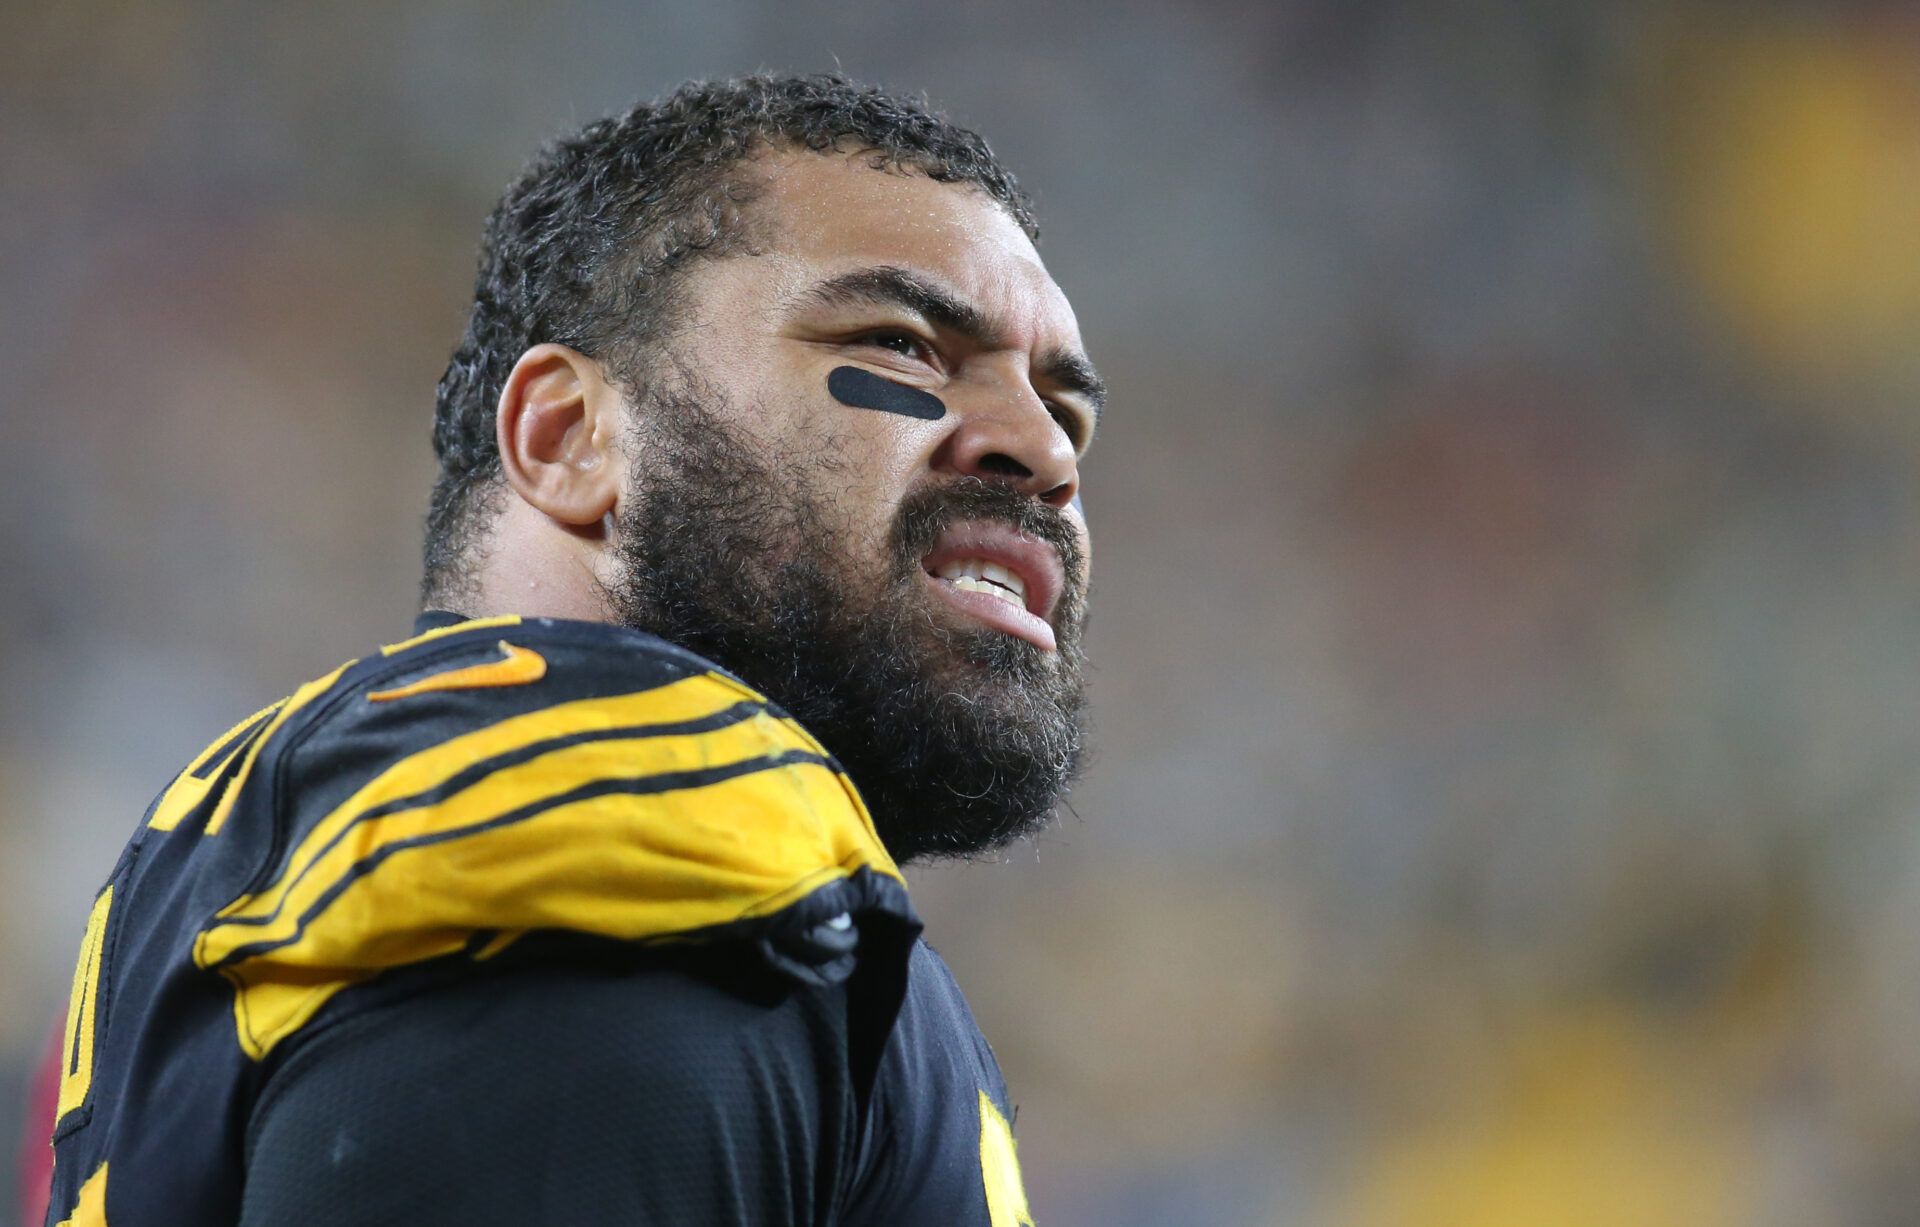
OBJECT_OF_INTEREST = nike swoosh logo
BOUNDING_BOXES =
[367,641,548,703]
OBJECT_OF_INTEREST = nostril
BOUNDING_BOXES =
[1039,482,1075,509]
[975,453,1032,480]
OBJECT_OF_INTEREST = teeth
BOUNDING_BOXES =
[980,561,1024,599]
[947,576,1024,608]
[933,557,1029,609]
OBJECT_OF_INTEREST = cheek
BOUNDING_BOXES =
[791,417,929,542]
[800,418,917,490]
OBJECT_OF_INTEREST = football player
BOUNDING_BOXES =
[42,74,1098,1225]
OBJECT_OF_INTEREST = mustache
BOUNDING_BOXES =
[889,479,1088,627]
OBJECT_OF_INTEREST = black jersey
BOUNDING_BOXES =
[44,613,1035,1226]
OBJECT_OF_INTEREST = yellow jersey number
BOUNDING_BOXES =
[56,885,115,1124]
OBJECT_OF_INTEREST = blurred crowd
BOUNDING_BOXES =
[5,2,1920,1223]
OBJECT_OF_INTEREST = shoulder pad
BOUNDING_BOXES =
[186,616,903,1059]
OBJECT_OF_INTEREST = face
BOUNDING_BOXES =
[603,149,1101,863]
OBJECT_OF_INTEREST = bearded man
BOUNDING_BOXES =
[40,74,1098,1226]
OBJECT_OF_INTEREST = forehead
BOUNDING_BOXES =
[741,148,1083,345]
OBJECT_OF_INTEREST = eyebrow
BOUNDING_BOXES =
[797,265,1107,419]
[1038,348,1107,420]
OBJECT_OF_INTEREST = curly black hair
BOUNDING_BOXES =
[422,73,1039,606]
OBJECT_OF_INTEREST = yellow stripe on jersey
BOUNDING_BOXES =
[201,673,781,935]
[54,1161,108,1227]
[196,671,899,1060]
[198,683,829,946]
[378,614,522,656]
[979,1092,1035,1227]
[148,700,283,831]
[204,663,352,836]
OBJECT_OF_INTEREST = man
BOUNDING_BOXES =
[41,74,1098,1225]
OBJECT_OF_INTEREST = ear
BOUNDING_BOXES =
[495,344,623,527]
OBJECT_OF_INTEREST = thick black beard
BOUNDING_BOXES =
[604,376,1087,864]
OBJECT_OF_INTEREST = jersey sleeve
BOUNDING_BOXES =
[842,943,1035,1226]
[238,946,857,1226]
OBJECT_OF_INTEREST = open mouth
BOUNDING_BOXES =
[920,522,1066,652]
[931,557,1028,607]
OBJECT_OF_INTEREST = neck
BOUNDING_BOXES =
[456,499,614,623]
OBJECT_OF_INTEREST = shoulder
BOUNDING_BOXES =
[171,615,908,1060]
[255,612,764,789]
[253,613,818,852]
[146,615,719,839]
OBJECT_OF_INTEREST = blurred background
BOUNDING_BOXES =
[6,1,1920,1223]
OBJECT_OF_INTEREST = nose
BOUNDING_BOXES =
[933,383,1080,509]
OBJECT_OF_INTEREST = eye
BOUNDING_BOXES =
[856,329,935,364]
[1045,401,1091,451]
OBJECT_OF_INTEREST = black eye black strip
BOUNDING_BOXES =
[827,365,947,421]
